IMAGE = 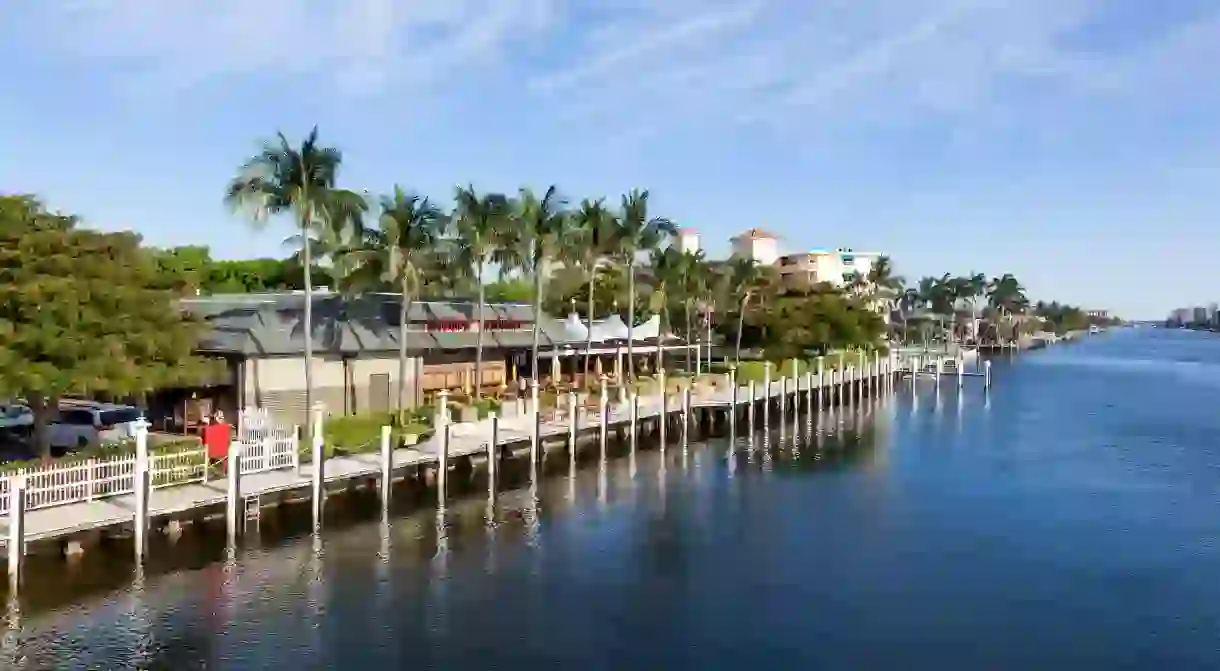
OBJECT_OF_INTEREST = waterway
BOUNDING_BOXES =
[7,328,1220,669]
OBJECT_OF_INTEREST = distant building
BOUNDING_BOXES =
[1193,306,1208,324]
[729,228,780,265]
[1086,309,1109,319]
[776,248,880,290]
[678,227,701,254]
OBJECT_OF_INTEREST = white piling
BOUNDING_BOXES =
[659,369,668,448]
[748,380,756,431]
[681,384,691,446]
[780,376,787,418]
[7,474,26,587]
[380,425,393,508]
[985,360,992,390]
[599,375,609,459]
[957,356,964,388]
[763,362,772,428]
[567,391,578,454]
[133,418,150,562]
[438,423,450,504]
[529,381,540,466]
[630,393,639,454]
[226,438,241,540]
[729,366,738,437]
[488,412,499,498]
[311,405,325,528]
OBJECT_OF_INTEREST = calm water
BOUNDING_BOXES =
[8,328,1220,669]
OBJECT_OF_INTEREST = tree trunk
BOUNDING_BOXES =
[585,272,595,384]
[397,282,410,424]
[474,259,485,401]
[301,216,315,447]
[29,393,53,458]
[685,307,693,375]
[626,260,636,383]
[735,293,748,365]
[655,310,666,378]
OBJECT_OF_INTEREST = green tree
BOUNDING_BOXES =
[647,245,684,373]
[453,185,512,400]
[485,276,535,303]
[226,128,364,441]
[515,186,569,382]
[611,190,675,382]
[565,198,616,379]
[725,255,767,364]
[344,186,446,418]
[0,196,219,455]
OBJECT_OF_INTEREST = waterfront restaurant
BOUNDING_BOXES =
[145,291,693,427]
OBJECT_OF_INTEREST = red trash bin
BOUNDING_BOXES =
[204,423,231,467]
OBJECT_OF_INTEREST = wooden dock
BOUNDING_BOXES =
[1,354,963,588]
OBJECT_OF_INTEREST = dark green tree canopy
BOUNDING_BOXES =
[0,195,219,407]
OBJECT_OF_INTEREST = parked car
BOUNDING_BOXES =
[49,402,145,450]
[0,403,33,430]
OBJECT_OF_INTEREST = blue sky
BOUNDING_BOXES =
[1,0,1218,319]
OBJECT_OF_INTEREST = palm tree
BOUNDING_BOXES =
[344,186,446,419]
[647,245,684,375]
[453,185,512,400]
[515,186,569,383]
[987,273,1028,343]
[565,198,616,381]
[225,127,361,440]
[676,249,710,373]
[726,255,766,364]
[613,189,675,383]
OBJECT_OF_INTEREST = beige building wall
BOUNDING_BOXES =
[242,354,423,423]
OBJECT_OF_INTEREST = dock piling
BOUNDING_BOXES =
[226,438,241,540]
[7,475,26,588]
[659,369,668,448]
[134,418,150,562]
[311,405,325,528]
[629,393,639,454]
[439,423,450,504]
[599,375,609,460]
[379,425,392,508]
[984,360,992,390]
[729,366,738,438]
[529,381,540,467]
[763,362,772,429]
[488,412,499,497]
[681,383,691,447]
[567,391,578,461]
[748,381,756,433]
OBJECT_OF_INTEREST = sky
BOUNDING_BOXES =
[1,0,1218,320]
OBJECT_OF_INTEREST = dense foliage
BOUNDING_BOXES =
[0,195,221,454]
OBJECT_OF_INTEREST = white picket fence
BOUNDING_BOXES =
[237,407,298,475]
[0,443,208,517]
[0,408,299,517]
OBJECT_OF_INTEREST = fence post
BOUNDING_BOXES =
[291,424,301,475]
[86,458,96,501]
[7,473,26,589]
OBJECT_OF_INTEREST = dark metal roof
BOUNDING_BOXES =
[182,292,576,356]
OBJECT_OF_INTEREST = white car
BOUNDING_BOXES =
[0,403,33,430]
[49,402,145,450]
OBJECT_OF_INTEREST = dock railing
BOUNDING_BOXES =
[0,407,298,518]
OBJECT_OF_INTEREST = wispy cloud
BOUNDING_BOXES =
[4,0,557,95]
[6,0,1219,138]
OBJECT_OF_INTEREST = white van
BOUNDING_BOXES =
[49,402,144,450]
